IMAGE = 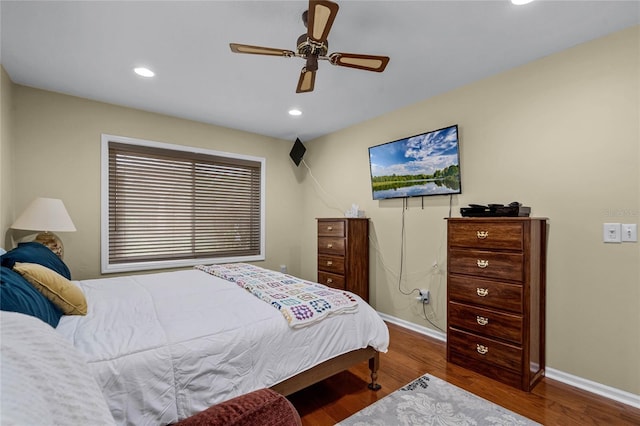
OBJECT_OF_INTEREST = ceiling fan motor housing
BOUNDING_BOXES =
[296,34,328,56]
[297,33,328,72]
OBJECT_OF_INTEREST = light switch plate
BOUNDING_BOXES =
[603,223,622,243]
[621,224,638,242]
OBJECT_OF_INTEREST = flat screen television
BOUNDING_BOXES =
[368,124,461,200]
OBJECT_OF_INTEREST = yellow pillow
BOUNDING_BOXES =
[13,262,87,316]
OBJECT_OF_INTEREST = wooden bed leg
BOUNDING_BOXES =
[367,352,381,390]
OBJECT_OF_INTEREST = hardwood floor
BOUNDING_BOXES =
[287,322,640,425]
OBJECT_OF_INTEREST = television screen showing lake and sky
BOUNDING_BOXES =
[368,125,461,200]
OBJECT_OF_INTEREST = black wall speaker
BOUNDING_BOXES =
[289,138,306,166]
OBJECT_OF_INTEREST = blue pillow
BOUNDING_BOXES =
[1,242,71,279]
[0,266,63,328]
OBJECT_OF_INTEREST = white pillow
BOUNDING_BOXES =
[0,311,116,425]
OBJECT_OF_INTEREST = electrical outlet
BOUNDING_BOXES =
[419,289,430,304]
[621,224,637,242]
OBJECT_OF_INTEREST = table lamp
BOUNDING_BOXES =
[11,197,77,258]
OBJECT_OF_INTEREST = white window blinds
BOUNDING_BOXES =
[102,137,264,272]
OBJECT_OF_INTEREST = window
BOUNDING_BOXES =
[101,134,265,273]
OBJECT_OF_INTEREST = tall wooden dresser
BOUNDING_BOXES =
[446,217,547,391]
[316,218,369,302]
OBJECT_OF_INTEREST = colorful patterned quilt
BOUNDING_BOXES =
[195,263,359,328]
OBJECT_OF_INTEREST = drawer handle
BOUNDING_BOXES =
[477,259,489,268]
[327,226,333,231]
[326,278,333,284]
[477,230,489,239]
[476,288,489,297]
[476,316,489,326]
[326,260,333,266]
[476,344,489,355]
[327,243,333,249]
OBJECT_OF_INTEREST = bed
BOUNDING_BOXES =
[52,263,389,425]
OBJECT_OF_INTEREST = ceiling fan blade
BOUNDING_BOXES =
[296,68,316,93]
[307,0,339,43]
[230,43,295,57]
[329,53,390,72]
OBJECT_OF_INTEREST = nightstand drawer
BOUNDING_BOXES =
[448,328,522,373]
[317,221,345,237]
[318,271,345,290]
[448,275,523,313]
[448,301,523,344]
[449,249,523,282]
[318,237,345,256]
[317,255,345,274]
[448,221,523,251]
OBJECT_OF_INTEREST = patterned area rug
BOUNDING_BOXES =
[337,374,540,426]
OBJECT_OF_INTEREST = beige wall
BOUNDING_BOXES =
[300,27,639,394]
[8,86,305,279]
[1,67,15,249]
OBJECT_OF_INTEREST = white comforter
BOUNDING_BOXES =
[56,268,389,426]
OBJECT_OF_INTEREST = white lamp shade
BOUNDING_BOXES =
[11,198,77,232]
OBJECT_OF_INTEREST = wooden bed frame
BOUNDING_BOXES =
[270,346,381,396]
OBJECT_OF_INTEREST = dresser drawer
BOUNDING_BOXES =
[448,221,523,251]
[317,221,345,237]
[318,271,345,290]
[449,249,523,282]
[448,301,523,344]
[448,328,522,373]
[318,237,346,256]
[448,351,524,390]
[317,255,345,274]
[448,275,523,313]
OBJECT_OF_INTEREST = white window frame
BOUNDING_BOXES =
[100,134,266,274]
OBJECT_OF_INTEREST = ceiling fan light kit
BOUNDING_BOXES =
[229,0,390,93]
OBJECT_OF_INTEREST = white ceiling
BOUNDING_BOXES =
[2,1,638,142]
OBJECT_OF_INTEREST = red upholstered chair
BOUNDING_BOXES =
[174,388,302,426]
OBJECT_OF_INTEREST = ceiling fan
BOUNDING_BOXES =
[229,0,390,93]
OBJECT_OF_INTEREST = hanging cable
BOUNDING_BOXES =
[398,197,419,296]
[301,159,345,214]
[422,301,445,332]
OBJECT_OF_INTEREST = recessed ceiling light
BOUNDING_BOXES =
[134,67,155,77]
[288,109,302,116]
[511,0,534,5]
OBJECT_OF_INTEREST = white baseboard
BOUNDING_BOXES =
[377,312,640,410]
[377,312,447,342]
[545,368,640,409]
